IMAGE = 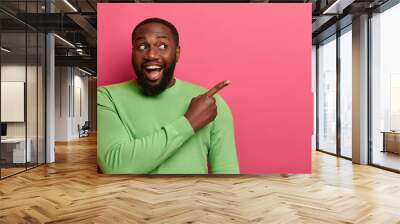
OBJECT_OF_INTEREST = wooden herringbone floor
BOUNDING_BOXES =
[1,134,400,224]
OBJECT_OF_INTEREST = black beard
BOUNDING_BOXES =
[134,60,176,96]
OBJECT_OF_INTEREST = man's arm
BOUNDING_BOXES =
[97,87,194,174]
[208,97,240,174]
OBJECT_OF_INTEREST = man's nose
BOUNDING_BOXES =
[144,46,159,60]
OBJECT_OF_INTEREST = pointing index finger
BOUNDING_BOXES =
[206,80,230,97]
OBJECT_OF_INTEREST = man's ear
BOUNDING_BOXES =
[176,46,181,62]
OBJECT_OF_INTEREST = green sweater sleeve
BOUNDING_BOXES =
[208,96,240,174]
[97,87,195,174]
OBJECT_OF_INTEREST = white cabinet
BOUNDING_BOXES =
[1,138,32,163]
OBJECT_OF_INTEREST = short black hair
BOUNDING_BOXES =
[132,17,179,46]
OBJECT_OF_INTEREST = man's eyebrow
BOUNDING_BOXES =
[156,35,169,39]
[134,35,170,42]
[134,36,145,42]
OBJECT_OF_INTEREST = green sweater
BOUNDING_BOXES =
[97,79,240,174]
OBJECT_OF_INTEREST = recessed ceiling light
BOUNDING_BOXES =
[323,0,355,15]
[63,0,78,12]
[1,47,11,53]
[54,34,75,48]
[78,67,93,76]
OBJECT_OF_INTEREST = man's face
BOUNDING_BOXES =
[132,22,180,96]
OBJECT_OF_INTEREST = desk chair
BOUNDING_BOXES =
[78,121,90,138]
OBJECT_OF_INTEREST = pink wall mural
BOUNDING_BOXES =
[98,3,313,173]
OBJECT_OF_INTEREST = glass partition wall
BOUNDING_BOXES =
[0,1,46,179]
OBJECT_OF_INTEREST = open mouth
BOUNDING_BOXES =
[143,64,163,82]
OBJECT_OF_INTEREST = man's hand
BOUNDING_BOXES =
[184,80,230,131]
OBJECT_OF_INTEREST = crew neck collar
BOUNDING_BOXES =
[159,78,181,96]
[149,78,181,98]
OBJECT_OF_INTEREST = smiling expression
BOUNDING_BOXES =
[132,22,180,96]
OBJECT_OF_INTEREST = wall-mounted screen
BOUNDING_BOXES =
[1,81,25,122]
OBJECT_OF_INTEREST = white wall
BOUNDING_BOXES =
[72,73,89,138]
[55,66,89,141]
[55,66,70,141]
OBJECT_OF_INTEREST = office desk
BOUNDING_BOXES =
[1,138,31,163]
[381,131,400,154]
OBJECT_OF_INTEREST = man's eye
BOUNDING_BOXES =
[159,44,167,49]
[138,44,146,50]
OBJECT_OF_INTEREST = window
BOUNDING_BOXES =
[317,35,337,154]
[339,27,352,158]
[371,2,400,171]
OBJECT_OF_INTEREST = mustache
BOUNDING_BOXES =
[141,61,165,68]
[133,59,176,96]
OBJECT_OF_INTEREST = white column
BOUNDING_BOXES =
[352,14,369,164]
[45,0,55,163]
[46,33,55,163]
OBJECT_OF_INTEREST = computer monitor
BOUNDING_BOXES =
[1,123,7,137]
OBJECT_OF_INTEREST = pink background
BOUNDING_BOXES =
[98,3,313,174]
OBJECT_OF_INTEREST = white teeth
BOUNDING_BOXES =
[145,65,161,69]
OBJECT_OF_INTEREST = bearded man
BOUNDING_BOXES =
[97,18,239,174]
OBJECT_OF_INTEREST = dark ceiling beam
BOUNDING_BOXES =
[53,0,97,44]
[67,13,97,41]
[55,55,96,68]
[148,0,251,2]
[312,15,335,34]
[86,0,97,12]
[312,14,352,44]
[323,0,356,14]
[0,8,38,31]
[55,47,97,57]
[4,12,97,47]
[12,13,82,32]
